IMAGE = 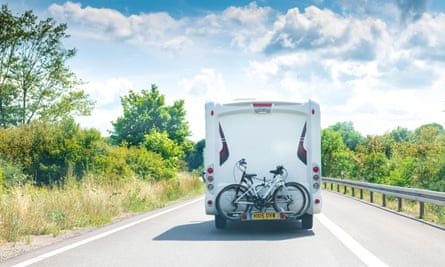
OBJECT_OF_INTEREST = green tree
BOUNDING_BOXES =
[0,5,94,127]
[143,130,184,169]
[329,121,364,151]
[390,126,412,142]
[409,124,445,190]
[110,84,191,147]
[185,139,205,171]
[413,123,443,144]
[358,136,390,183]
[321,128,358,178]
[0,119,102,185]
[360,151,389,183]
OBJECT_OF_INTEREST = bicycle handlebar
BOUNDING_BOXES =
[236,159,287,178]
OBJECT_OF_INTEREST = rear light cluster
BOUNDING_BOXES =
[312,164,320,190]
[206,165,215,192]
[313,164,322,206]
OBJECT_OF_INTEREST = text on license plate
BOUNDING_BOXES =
[251,212,280,220]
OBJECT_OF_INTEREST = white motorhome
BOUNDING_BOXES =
[203,99,322,229]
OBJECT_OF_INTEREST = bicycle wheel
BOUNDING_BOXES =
[216,184,251,220]
[272,182,309,216]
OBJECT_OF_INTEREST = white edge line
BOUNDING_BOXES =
[12,196,204,267]
[316,214,389,267]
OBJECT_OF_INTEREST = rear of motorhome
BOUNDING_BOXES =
[203,100,322,229]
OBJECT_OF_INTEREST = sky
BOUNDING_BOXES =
[3,0,445,141]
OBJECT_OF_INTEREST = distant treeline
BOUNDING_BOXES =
[321,122,445,192]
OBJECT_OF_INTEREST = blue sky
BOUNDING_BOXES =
[3,0,445,140]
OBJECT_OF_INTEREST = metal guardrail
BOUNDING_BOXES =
[323,177,445,219]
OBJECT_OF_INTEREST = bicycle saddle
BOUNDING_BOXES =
[269,170,280,175]
[270,166,284,175]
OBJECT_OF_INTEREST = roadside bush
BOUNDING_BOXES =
[0,119,95,185]
[0,119,178,186]
[0,157,28,187]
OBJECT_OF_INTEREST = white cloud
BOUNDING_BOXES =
[46,1,445,139]
[395,0,429,24]
[180,68,228,100]
[398,13,445,60]
[49,2,131,39]
[49,1,184,45]
[76,78,133,135]
[162,36,194,54]
[82,78,132,106]
[178,69,229,140]
[262,6,391,63]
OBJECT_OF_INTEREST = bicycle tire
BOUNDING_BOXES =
[216,184,251,221]
[272,182,309,216]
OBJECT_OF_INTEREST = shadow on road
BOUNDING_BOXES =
[153,220,315,241]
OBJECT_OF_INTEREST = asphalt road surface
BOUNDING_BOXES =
[2,190,445,267]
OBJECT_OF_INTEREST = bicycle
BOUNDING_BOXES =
[215,158,310,221]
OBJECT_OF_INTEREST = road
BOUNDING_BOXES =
[2,190,445,267]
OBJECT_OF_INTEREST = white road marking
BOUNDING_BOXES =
[316,213,389,267]
[12,196,204,267]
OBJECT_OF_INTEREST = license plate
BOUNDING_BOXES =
[251,212,280,220]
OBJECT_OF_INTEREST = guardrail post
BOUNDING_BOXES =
[419,202,425,219]
[382,194,386,207]
[370,191,374,203]
[360,189,363,200]
[352,187,355,197]
[337,184,340,192]
[398,197,402,212]
[331,183,333,190]
[343,185,347,194]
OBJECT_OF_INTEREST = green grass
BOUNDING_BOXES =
[0,172,204,243]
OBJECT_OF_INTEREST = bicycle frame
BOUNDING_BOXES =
[233,161,289,208]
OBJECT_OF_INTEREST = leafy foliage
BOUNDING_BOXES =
[322,122,445,192]
[184,139,205,171]
[143,130,184,169]
[0,5,94,127]
[110,84,190,147]
[110,84,193,170]
[0,119,177,185]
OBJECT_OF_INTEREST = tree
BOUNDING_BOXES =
[184,139,205,170]
[390,126,412,142]
[413,123,443,144]
[361,152,389,183]
[329,121,364,151]
[143,130,184,169]
[321,128,358,178]
[0,118,95,185]
[0,5,93,127]
[110,84,191,147]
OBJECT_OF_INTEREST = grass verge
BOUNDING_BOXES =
[0,172,204,244]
